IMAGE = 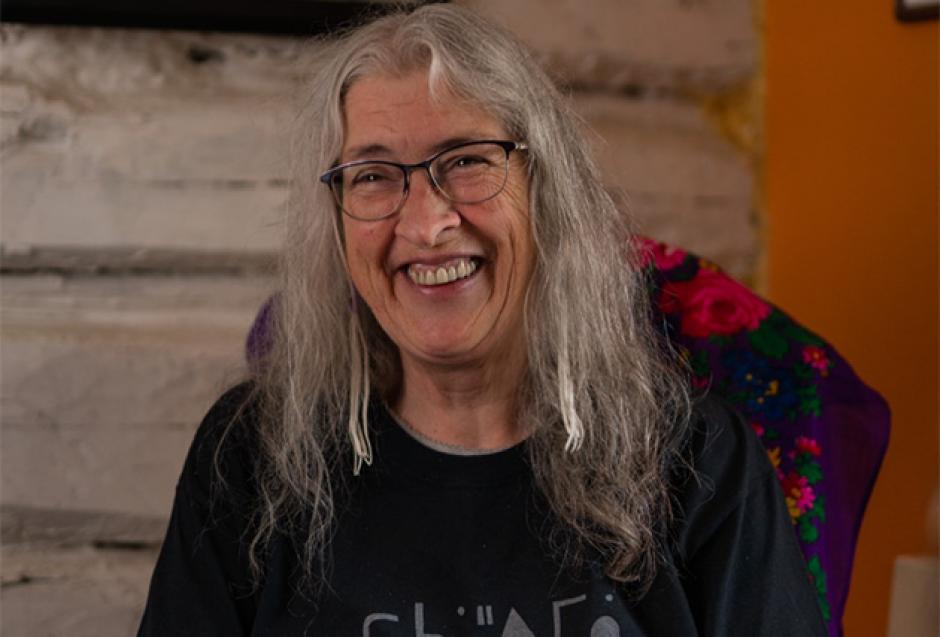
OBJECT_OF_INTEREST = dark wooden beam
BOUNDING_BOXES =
[0,1,440,36]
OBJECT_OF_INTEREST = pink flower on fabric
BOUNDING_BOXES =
[750,422,765,437]
[634,237,688,271]
[659,268,772,338]
[795,485,816,513]
[795,436,822,457]
[653,244,688,270]
[782,471,816,518]
[802,345,830,376]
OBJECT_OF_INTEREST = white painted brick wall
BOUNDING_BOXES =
[2,275,272,516]
[461,0,756,92]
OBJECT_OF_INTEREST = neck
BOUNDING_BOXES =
[393,348,529,451]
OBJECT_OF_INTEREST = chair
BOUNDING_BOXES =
[246,236,891,637]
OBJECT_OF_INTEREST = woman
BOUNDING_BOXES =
[138,5,827,636]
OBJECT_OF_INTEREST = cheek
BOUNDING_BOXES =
[341,225,367,282]
[344,225,391,295]
[503,195,534,271]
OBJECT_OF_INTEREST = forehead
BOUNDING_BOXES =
[341,71,507,160]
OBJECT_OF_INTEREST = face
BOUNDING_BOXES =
[340,71,534,374]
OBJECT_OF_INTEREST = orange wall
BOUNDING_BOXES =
[765,2,938,636]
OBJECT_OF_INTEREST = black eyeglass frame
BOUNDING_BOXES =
[319,139,528,221]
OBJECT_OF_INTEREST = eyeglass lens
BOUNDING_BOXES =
[330,142,511,220]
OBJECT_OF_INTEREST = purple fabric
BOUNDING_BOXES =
[244,237,891,636]
[245,294,277,374]
[641,237,890,636]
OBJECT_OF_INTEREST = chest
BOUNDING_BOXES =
[248,478,680,636]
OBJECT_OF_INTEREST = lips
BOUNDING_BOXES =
[405,256,481,286]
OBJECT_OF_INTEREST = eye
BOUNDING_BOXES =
[442,154,493,172]
[456,154,485,167]
[351,170,388,185]
[346,164,400,188]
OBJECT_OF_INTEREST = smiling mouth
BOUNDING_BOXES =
[406,257,480,286]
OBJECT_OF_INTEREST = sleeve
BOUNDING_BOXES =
[137,384,259,637]
[676,397,829,637]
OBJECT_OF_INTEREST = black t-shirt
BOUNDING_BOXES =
[138,385,827,636]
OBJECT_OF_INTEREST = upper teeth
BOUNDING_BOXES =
[407,258,478,286]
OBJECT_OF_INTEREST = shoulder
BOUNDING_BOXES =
[179,381,261,504]
[671,393,777,557]
[686,393,771,487]
[190,382,259,461]
[665,395,829,635]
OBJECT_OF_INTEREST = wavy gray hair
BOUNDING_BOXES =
[243,3,692,595]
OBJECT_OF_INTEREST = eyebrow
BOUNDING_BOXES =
[342,135,492,163]
[343,143,392,161]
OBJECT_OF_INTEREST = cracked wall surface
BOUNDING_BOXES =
[0,2,759,634]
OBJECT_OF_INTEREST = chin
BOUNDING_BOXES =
[406,335,484,364]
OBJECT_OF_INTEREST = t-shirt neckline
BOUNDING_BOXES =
[368,403,529,488]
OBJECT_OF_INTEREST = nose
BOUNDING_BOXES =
[394,168,460,247]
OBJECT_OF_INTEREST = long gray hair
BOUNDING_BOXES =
[243,3,692,595]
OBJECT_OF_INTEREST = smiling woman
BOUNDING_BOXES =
[340,72,535,446]
[137,5,829,636]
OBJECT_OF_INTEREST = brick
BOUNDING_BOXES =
[574,94,756,277]
[1,23,757,277]
[0,25,306,99]
[1,91,289,255]
[1,545,156,637]
[460,0,756,92]
[1,25,301,258]
[1,505,167,547]
[2,167,286,254]
[1,274,273,517]
[2,423,199,518]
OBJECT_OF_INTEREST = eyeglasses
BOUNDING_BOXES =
[319,140,527,221]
